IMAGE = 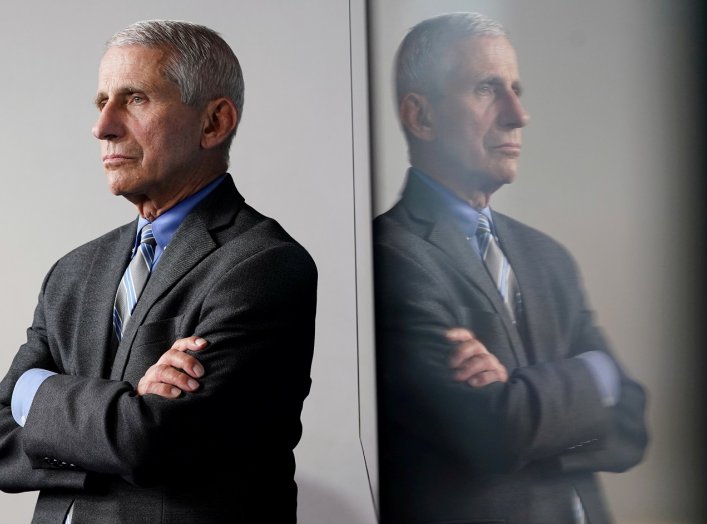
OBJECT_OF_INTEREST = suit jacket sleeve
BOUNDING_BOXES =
[374,235,647,475]
[2,241,317,488]
[0,263,90,492]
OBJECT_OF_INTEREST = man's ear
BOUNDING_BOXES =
[201,97,239,150]
[399,93,435,142]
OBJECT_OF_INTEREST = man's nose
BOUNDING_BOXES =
[499,92,529,129]
[92,101,124,140]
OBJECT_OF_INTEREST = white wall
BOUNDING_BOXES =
[369,1,703,523]
[0,1,376,523]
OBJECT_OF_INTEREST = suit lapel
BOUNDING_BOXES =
[74,222,136,378]
[426,218,503,310]
[399,173,527,366]
[109,176,242,380]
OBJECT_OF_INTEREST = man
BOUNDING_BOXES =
[374,13,647,524]
[0,20,317,523]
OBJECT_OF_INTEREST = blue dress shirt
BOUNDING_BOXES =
[411,168,619,406]
[134,174,227,267]
[11,174,228,427]
[411,168,493,256]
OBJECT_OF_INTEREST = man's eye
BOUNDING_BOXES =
[476,84,493,95]
[130,95,145,104]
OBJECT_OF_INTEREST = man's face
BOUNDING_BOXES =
[427,36,528,192]
[92,45,204,202]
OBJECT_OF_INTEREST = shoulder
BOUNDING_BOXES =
[49,221,135,270]
[226,202,317,276]
[23,221,134,306]
[372,206,456,300]
[493,210,581,280]
[56,222,132,262]
[373,201,423,250]
[494,211,573,257]
[198,205,317,312]
[373,205,431,273]
[191,201,318,302]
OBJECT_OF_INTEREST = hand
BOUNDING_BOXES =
[137,336,208,398]
[447,328,508,388]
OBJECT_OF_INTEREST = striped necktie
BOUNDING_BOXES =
[475,214,521,323]
[113,223,156,342]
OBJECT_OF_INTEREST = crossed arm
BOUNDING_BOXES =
[0,242,317,493]
[374,241,648,475]
[0,336,207,494]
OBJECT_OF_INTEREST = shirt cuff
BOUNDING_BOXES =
[11,368,57,427]
[576,351,620,407]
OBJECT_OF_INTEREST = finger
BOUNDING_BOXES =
[462,357,509,386]
[452,351,508,382]
[467,368,509,388]
[451,352,498,381]
[445,328,475,342]
[137,376,182,398]
[448,339,488,368]
[170,336,208,352]
[156,348,205,378]
[145,363,201,392]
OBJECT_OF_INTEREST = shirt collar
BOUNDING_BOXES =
[410,167,493,237]
[134,174,227,256]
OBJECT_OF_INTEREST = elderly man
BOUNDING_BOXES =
[374,13,647,524]
[0,20,317,523]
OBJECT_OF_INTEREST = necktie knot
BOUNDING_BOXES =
[475,214,493,254]
[136,224,156,270]
[475,214,491,235]
[139,224,156,246]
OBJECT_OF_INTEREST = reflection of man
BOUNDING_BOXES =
[0,21,316,523]
[374,13,647,524]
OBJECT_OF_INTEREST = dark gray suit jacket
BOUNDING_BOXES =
[0,176,317,523]
[374,172,647,524]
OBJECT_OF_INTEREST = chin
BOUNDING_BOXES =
[105,171,139,197]
[498,172,517,185]
[490,162,519,185]
[106,176,125,196]
[474,175,513,198]
[106,180,121,196]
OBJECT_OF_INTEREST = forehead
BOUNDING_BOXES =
[97,45,170,90]
[446,35,520,83]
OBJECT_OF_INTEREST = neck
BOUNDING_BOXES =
[130,173,222,220]
[411,161,499,211]
[462,190,493,211]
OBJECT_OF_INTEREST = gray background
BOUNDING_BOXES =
[0,1,703,524]
[368,1,703,523]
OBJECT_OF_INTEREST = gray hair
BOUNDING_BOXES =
[395,12,508,104]
[108,20,244,156]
